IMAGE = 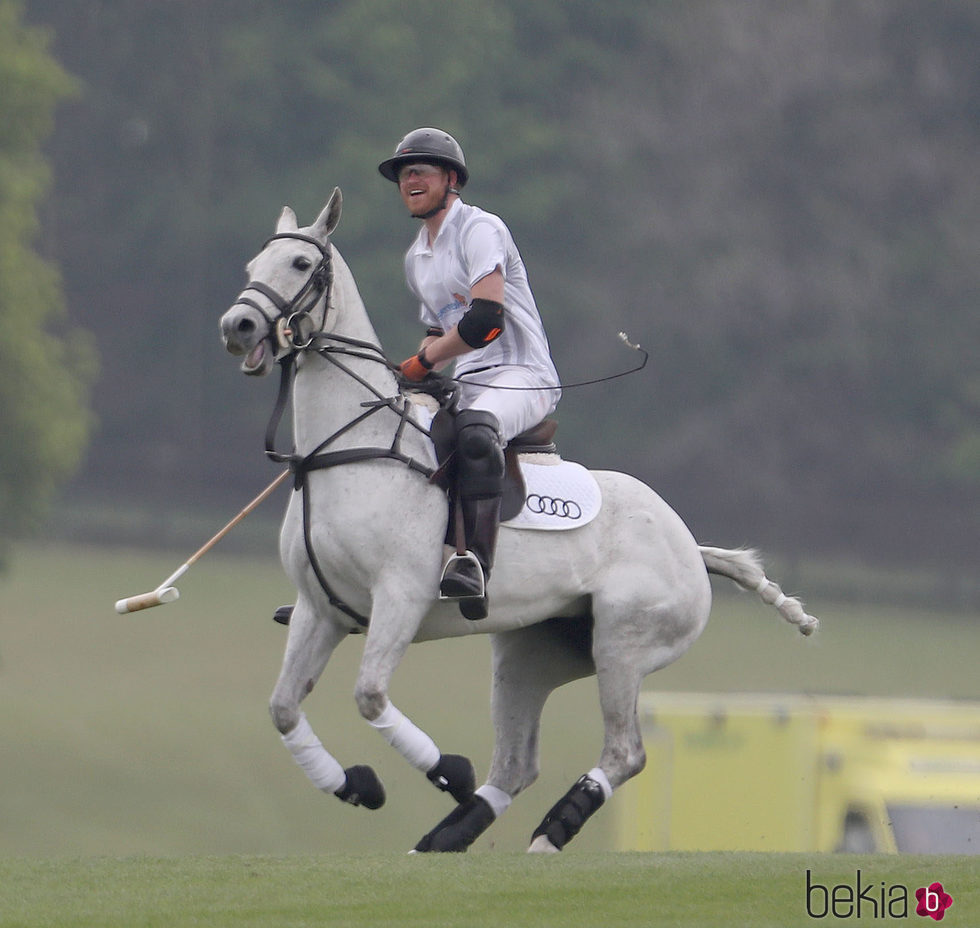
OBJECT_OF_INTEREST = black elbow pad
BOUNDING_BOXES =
[457,298,505,348]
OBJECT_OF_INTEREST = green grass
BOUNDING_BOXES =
[2,542,979,925]
[2,542,979,860]
[1,852,977,927]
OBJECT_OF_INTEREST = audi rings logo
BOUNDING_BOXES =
[525,494,582,520]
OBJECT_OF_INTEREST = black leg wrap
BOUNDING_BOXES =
[334,765,386,810]
[530,774,606,851]
[414,796,496,853]
[426,753,476,803]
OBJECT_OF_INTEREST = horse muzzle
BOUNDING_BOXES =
[220,304,278,376]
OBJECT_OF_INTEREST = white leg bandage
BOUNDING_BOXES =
[587,766,614,801]
[475,783,512,818]
[281,713,346,794]
[369,702,440,772]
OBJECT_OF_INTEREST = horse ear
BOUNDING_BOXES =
[276,206,299,233]
[313,187,342,238]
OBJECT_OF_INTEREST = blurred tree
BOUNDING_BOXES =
[21,0,980,567]
[569,0,980,558]
[0,0,95,567]
[26,0,624,510]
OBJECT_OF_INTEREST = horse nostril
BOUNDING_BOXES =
[237,317,256,335]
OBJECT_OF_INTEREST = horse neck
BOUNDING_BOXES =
[291,248,400,453]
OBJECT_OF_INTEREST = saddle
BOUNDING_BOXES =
[428,410,559,522]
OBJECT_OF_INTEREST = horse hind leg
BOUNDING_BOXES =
[414,617,595,853]
[526,661,644,854]
[527,595,689,852]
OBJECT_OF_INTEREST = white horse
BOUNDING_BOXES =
[219,189,817,853]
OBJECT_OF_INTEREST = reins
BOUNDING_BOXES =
[248,232,648,630]
[264,332,441,632]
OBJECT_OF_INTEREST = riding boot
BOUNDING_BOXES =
[439,409,504,621]
[440,495,501,620]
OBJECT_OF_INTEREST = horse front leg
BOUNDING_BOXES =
[270,598,385,809]
[353,597,475,808]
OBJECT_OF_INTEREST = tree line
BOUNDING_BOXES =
[8,0,979,569]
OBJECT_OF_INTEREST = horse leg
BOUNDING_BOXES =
[526,658,644,854]
[353,598,476,805]
[527,588,709,853]
[270,598,385,809]
[414,616,595,853]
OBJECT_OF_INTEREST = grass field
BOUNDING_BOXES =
[2,851,977,927]
[1,542,978,924]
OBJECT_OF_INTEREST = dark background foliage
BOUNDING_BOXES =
[13,0,980,570]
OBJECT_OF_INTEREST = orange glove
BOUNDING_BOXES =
[399,348,435,382]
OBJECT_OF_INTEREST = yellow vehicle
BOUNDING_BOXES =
[615,692,980,853]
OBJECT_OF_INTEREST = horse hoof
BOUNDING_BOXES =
[414,796,495,852]
[335,764,386,810]
[427,753,476,803]
[527,835,561,854]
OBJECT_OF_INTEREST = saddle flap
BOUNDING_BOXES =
[427,407,457,491]
[501,448,526,522]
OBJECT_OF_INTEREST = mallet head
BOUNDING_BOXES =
[114,586,180,614]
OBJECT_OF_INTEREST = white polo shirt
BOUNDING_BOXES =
[404,199,560,391]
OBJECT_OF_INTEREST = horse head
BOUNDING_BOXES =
[221,187,343,376]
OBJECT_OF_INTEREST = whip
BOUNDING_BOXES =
[452,331,648,392]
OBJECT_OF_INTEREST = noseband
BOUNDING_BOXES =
[233,232,334,352]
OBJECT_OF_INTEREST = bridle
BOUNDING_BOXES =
[237,230,445,631]
[232,232,335,354]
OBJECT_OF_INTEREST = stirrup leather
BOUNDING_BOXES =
[439,551,486,600]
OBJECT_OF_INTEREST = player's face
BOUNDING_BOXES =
[398,163,451,218]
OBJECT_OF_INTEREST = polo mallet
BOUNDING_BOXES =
[114,470,290,614]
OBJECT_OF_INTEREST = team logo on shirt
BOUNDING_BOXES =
[437,293,468,327]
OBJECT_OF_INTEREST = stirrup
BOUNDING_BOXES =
[439,551,486,601]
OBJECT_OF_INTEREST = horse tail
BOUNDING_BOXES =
[699,546,819,637]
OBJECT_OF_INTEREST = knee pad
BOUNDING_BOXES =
[455,410,504,497]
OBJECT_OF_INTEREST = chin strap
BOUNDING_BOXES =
[416,189,457,221]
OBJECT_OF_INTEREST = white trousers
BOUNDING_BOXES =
[456,366,559,443]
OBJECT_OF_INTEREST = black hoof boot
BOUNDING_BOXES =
[529,774,606,851]
[427,753,476,803]
[414,795,496,853]
[334,765,386,810]
[273,604,293,626]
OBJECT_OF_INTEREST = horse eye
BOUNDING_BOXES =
[292,256,312,271]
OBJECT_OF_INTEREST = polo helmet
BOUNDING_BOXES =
[378,127,469,187]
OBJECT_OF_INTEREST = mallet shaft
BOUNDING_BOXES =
[182,469,290,569]
[113,470,290,614]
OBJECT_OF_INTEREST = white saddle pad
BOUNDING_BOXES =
[405,398,601,532]
[503,457,602,532]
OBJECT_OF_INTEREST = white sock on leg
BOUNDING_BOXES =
[281,713,346,794]
[369,702,441,772]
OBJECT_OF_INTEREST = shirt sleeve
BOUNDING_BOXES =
[461,217,507,288]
